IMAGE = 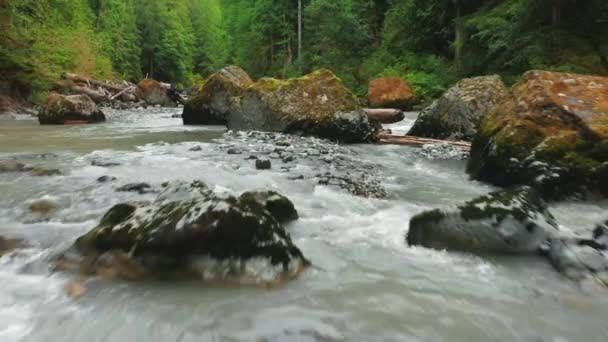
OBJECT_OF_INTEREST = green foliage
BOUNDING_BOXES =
[1,0,607,104]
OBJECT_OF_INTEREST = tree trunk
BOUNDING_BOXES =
[453,0,464,72]
[298,0,302,66]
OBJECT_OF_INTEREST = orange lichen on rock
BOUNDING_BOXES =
[367,77,416,109]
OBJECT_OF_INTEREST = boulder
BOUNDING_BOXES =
[135,79,176,107]
[406,186,558,254]
[467,71,608,200]
[231,69,379,143]
[0,159,27,172]
[183,66,253,125]
[548,220,608,286]
[63,181,309,284]
[408,75,509,141]
[38,93,105,125]
[367,77,416,109]
[363,108,405,124]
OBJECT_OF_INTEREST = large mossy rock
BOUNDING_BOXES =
[467,71,608,200]
[183,66,253,125]
[367,77,416,110]
[548,220,608,286]
[136,79,176,107]
[408,75,509,141]
[406,186,558,254]
[232,69,379,143]
[39,93,105,125]
[183,67,379,143]
[67,181,308,284]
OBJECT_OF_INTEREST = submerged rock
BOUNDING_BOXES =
[548,220,608,286]
[407,187,558,254]
[116,183,154,194]
[183,66,253,125]
[30,167,62,176]
[0,236,25,256]
[0,159,28,173]
[408,75,509,141]
[467,71,608,200]
[367,77,416,110]
[62,181,309,285]
[39,93,105,125]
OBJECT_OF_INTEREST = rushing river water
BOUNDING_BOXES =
[1,108,607,342]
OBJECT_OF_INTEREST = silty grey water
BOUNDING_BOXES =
[1,109,607,342]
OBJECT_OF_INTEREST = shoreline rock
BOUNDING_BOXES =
[467,70,608,200]
[38,93,105,125]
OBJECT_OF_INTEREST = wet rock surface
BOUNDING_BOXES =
[39,93,106,125]
[212,131,388,198]
[467,70,608,200]
[548,220,608,286]
[407,186,558,254]
[408,75,509,141]
[61,180,309,285]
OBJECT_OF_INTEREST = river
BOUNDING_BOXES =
[1,108,607,342]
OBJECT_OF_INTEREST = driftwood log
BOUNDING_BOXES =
[378,133,471,151]
[364,108,405,124]
[57,73,139,105]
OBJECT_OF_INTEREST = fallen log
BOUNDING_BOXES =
[364,108,405,124]
[378,133,471,150]
[110,85,136,101]
[62,73,127,93]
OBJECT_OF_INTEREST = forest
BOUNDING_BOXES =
[1,0,607,102]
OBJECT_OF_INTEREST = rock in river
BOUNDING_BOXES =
[184,67,379,143]
[408,75,509,141]
[136,79,177,107]
[38,93,105,125]
[467,70,608,200]
[61,181,309,285]
[183,66,253,125]
[367,77,416,110]
[406,186,558,254]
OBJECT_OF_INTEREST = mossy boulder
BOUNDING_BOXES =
[183,66,253,125]
[231,69,379,143]
[136,79,176,107]
[408,75,509,141]
[39,93,105,125]
[66,181,308,284]
[548,220,608,286]
[406,186,558,254]
[467,70,608,200]
[367,77,416,110]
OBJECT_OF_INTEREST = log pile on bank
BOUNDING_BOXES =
[53,73,184,108]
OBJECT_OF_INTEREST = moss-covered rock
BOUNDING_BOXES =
[183,66,253,125]
[136,79,176,107]
[467,70,608,200]
[406,186,558,254]
[232,69,379,142]
[39,93,105,125]
[408,75,509,141]
[66,181,308,284]
[367,77,416,110]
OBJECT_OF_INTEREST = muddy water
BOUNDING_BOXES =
[1,109,607,342]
